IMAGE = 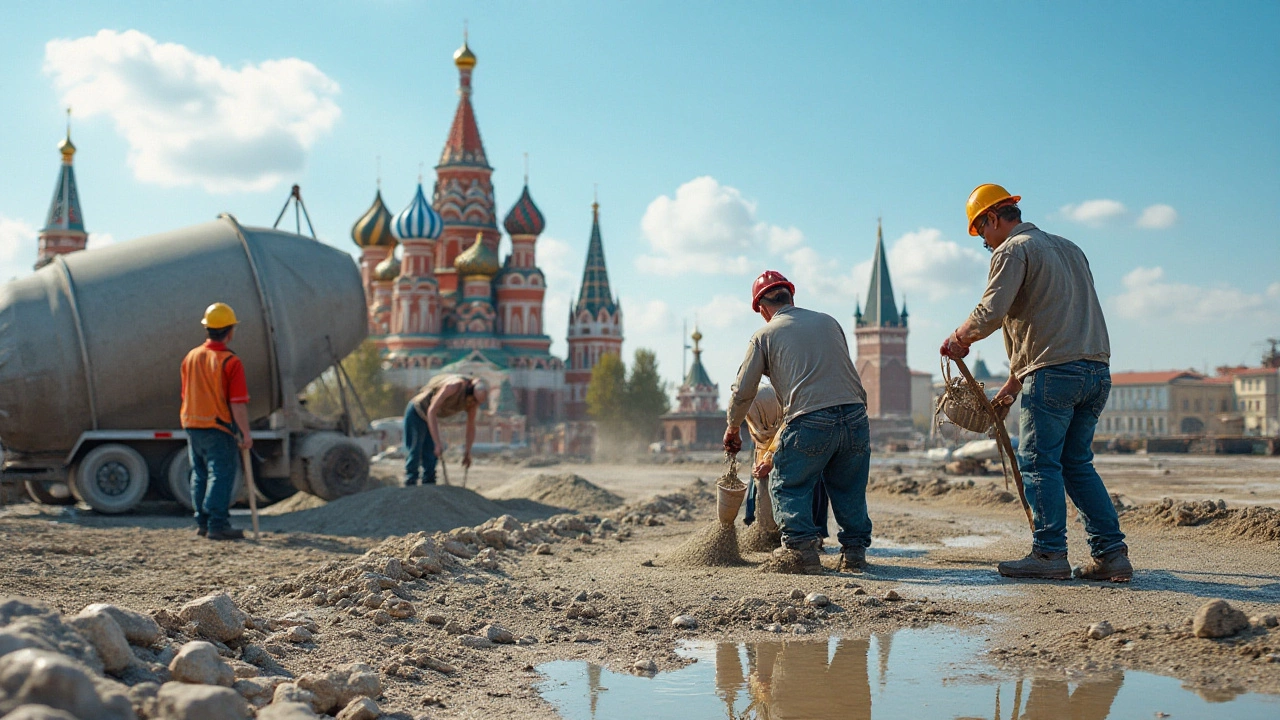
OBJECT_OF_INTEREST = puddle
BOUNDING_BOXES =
[537,628,1278,719]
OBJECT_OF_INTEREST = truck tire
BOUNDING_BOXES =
[296,433,370,501]
[255,475,298,503]
[73,444,150,514]
[164,449,247,511]
[24,479,75,505]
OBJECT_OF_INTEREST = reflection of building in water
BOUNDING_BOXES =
[586,662,602,718]
[714,643,744,713]
[744,639,871,719]
[1020,672,1123,719]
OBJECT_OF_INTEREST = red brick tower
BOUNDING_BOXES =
[565,201,623,420]
[36,115,88,269]
[854,220,911,418]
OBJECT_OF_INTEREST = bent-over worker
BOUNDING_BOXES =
[180,302,253,541]
[725,271,871,575]
[941,184,1130,582]
[744,384,829,543]
[403,374,490,486]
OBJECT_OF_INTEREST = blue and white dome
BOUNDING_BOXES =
[392,183,443,240]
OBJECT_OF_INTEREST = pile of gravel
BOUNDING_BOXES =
[262,485,515,537]
[485,473,623,512]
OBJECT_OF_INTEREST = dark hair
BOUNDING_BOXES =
[207,326,232,342]
[994,203,1022,223]
[760,288,793,308]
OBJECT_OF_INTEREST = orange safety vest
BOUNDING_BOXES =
[180,344,242,433]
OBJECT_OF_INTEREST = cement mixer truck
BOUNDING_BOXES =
[0,214,374,514]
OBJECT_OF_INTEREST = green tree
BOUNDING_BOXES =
[585,353,627,426]
[302,339,408,423]
[624,348,670,440]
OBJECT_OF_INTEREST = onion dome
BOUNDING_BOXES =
[58,132,76,163]
[373,252,401,281]
[454,232,500,277]
[351,190,395,248]
[454,38,476,69]
[503,184,545,236]
[392,183,443,241]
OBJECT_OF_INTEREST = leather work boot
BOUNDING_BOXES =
[838,546,867,573]
[997,550,1071,580]
[196,525,207,538]
[207,527,245,541]
[770,539,824,575]
[1074,547,1133,583]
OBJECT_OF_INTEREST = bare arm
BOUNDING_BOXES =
[231,403,252,450]
[426,379,467,456]
[463,405,478,468]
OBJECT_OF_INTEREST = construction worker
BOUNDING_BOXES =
[942,184,1130,582]
[180,303,252,541]
[744,384,829,544]
[403,374,489,486]
[725,271,871,574]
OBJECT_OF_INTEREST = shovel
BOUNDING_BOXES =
[951,357,1034,533]
[240,448,260,540]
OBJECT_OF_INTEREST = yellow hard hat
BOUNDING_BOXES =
[201,302,238,329]
[966,183,1021,236]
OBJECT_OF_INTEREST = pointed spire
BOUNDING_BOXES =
[440,30,488,169]
[859,218,901,327]
[44,111,85,234]
[684,325,714,387]
[574,199,617,315]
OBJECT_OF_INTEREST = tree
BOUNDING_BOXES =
[302,339,408,423]
[586,353,627,426]
[624,349,670,440]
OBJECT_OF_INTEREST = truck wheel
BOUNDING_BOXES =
[165,450,246,511]
[24,479,75,505]
[297,433,370,500]
[73,444,149,514]
[255,475,298,503]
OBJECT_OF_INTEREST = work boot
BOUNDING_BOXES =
[1074,547,1133,583]
[196,526,207,538]
[838,546,867,573]
[769,539,824,575]
[997,550,1071,580]
[207,527,245,541]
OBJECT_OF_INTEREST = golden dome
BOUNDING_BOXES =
[58,131,76,162]
[373,252,401,282]
[691,329,703,343]
[453,38,476,69]
[454,232,499,277]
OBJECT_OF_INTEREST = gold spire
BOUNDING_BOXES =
[58,107,76,163]
[454,231,499,278]
[454,27,477,69]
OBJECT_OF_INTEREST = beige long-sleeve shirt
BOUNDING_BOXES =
[968,222,1111,379]
[727,305,867,429]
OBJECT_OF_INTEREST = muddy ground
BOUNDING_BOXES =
[1,452,1278,719]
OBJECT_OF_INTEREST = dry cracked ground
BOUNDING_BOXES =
[0,452,1278,719]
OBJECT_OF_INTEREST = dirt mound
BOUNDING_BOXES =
[262,485,515,537]
[738,521,781,553]
[869,475,1017,506]
[664,522,748,567]
[486,473,623,512]
[259,491,327,516]
[1123,499,1280,542]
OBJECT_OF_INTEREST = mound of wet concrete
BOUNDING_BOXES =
[1124,498,1280,542]
[263,485,518,537]
[486,473,623,512]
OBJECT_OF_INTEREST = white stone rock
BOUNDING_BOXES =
[335,697,380,720]
[2,706,79,720]
[80,604,162,647]
[178,594,246,643]
[67,608,134,673]
[1087,621,1115,640]
[632,658,657,674]
[0,649,130,720]
[169,641,234,687]
[484,625,515,644]
[671,615,698,630]
[804,593,830,608]
[257,702,320,720]
[458,635,495,649]
[153,681,251,720]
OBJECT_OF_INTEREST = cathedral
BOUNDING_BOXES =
[350,36,623,436]
[854,220,916,440]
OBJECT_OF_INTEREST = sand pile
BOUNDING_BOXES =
[738,520,781,552]
[869,475,1017,506]
[1123,499,1280,542]
[664,522,748,567]
[262,485,514,537]
[260,491,327,516]
[486,473,623,512]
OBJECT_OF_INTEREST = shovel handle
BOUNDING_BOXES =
[240,448,260,540]
[952,358,1034,533]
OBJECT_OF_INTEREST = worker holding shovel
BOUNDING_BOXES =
[725,271,871,575]
[179,303,253,541]
[941,184,1131,582]
[402,374,489,486]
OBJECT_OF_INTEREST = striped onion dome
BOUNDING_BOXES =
[392,183,443,241]
[454,232,500,277]
[503,184,545,236]
[351,190,395,248]
[373,252,401,281]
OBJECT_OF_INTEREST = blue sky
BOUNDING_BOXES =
[2,1,1277,399]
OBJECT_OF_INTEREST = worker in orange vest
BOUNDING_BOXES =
[180,302,253,540]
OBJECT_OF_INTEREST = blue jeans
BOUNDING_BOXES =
[188,428,238,532]
[1018,360,1126,556]
[403,402,436,485]
[769,404,871,548]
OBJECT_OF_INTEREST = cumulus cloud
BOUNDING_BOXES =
[0,216,36,282]
[886,228,988,302]
[1112,266,1280,324]
[45,29,340,193]
[89,232,115,248]
[638,176,803,275]
[1059,199,1127,226]
[1136,204,1178,229]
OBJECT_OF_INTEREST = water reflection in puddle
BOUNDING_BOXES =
[537,628,1278,719]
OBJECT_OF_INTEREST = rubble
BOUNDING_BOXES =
[1194,600,1250,639]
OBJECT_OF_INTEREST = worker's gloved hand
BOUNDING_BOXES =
[723,426,742,455]
[939,331,970,359]
[462,452,472,469]
[752,458,773,480]
[992,375,1022,421]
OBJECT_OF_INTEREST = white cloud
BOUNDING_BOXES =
[637,176,803,275]
[0,216,36,283]
[1136,204,1178,229]
[535,236,576,288]
[45,29,340,193]
[630,300,673,336]
[89,232,115,249]
[1059,199,1127,226]
[1112,266,1280,324]
[886,228,988,302]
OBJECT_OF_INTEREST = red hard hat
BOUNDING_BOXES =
[751,270,796,312]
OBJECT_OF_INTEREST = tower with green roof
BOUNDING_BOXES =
[854,219,911,419]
